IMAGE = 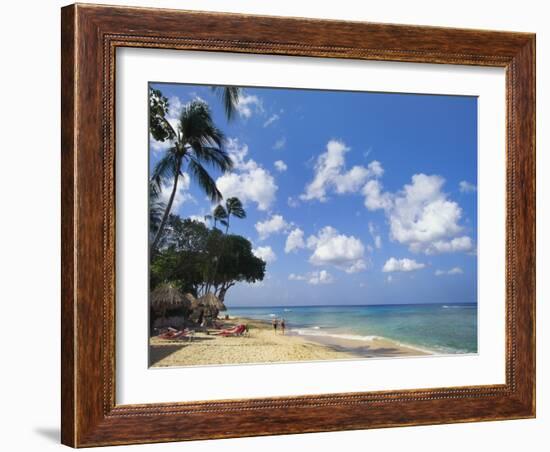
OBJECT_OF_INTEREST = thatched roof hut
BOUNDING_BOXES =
[198,293,226,313]
[150,283,192,315]
[185,292,199,310]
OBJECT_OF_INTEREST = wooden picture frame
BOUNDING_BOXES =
[61,3,535,447]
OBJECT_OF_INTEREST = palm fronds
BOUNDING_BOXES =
[179,101,225,148]
[211,86,242,121]
[187,157,223,204]
[225,197,246,219]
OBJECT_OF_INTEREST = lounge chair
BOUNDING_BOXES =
[212,324,246,337]
[158,328,194,341]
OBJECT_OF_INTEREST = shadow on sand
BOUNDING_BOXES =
[149,336,215,366]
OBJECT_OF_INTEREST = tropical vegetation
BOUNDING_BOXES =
[148,87,265,328]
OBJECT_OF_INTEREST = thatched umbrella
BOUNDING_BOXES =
[150,283,191,317]
[185,292,199,310]
[197,293,226,324]
[198,293,225,313]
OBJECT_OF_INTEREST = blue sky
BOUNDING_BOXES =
[149,83,477,307]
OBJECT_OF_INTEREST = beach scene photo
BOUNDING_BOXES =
[148,83,478,367]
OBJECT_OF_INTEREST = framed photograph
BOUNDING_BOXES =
[61,4,535,447]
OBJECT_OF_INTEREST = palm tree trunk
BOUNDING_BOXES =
[209,218,228,292]
[151,160,181,252]
[225,216,230,234]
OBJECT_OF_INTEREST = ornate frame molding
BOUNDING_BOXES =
[61,4,535,447]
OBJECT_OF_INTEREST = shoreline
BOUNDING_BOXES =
[238,316,433,357]
[286,328,434,357]
[149,316,429,367]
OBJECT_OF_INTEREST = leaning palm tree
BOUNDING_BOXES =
[224,197,246,233]
[207,197,246,291]
[211,86,242,121]
[212,204,228,230]
[150,100,233,252]
[149,181,166,242]
[209,197,246,234]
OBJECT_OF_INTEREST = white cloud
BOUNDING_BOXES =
[285,228,305,253]
[345,260,369,273]
[255,214,289,240]
[235,94,263,118]
[216,170,277,212]
[273,137,286,150]
[448,266,464,274]
[253,246,277,263]
[367,160,384,177]
[216,138,278,211]
[263,114,280,127]
[158,173,193,214]
[149,135,172,154]
[223,138,255,171]
[382,257,425,273]
[188,214,209,225]
[165,96,183,128]
[364,173,474,255]
[368,222,382,249]
[435,267,464,276]
[301,140,383,202]
[391,175,462,243]
[459,181,477,193]
[307,226,367,273]
[287,196,299,208]
[289,270,334,285]
[418,236,474,255]
[308,270,334,285]
[274,160,288,172]
[362,180,392,210]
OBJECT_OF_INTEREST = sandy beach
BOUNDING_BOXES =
[149,316,427,367]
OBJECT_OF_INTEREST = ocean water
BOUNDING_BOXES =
[226,303,478,355]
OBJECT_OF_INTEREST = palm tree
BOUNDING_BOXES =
[207,197,246,294]
[224,197,246,233]
[211,87,242,121]
[150,100,233,252]
[212,205,228,230]
[209,197,247,234]
[149,181,166,241]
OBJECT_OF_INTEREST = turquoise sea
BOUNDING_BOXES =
[226,303,478,355]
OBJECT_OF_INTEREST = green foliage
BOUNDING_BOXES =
[214,234,265,286]
[149,88,175,142]
[149,90,234,252]
[150,216,265,299]
[213,205,228,229]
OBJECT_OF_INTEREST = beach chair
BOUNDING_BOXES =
[213,324,246,337]
[158,328,194,341]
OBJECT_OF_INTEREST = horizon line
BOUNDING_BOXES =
[226,301,478,309]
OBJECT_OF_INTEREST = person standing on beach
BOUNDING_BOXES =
[272,318,278,332]
[280,318,286,335]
